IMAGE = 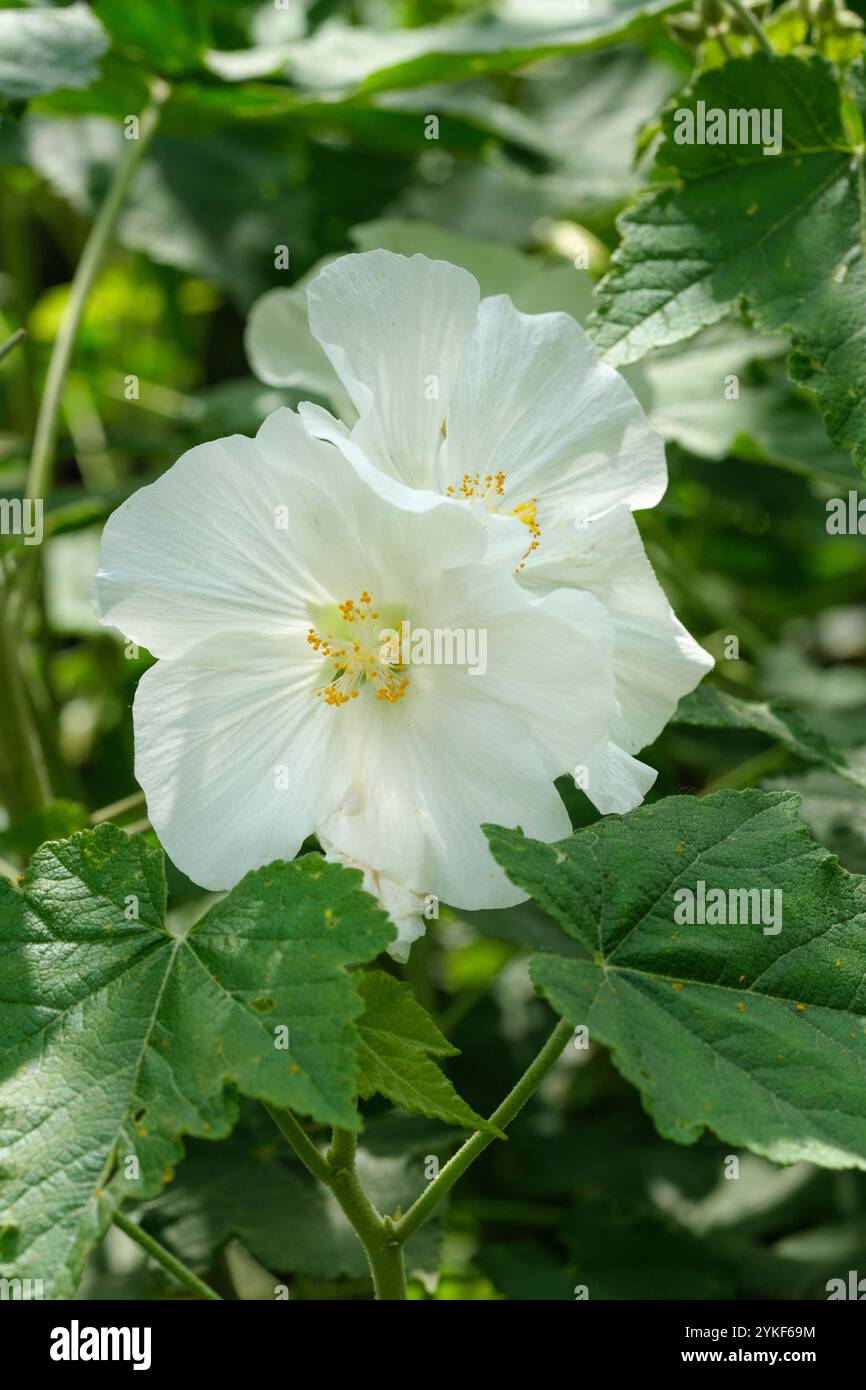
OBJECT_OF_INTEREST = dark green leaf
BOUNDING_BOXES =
[487,790,866,1167]
[0,826,393,1296]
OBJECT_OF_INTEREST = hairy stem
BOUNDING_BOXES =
[113,1209,222,1300]
[266,1107,407,1299]
[266,1015,572,1296]
[392,1016,573,1244]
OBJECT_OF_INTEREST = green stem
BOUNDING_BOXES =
[723,0,774,51]
[327,1128,407,1301]
[0,585,51,815]
[267,1016,572,1295]
[700,743,788,795]
[392,1016,573,1244]
[0,328,26,366]
[26,81,169,507]
[265,1108,406,1299]
[264,1103,332,1184]
[113,1209,222,1300]
[92,789,147,824]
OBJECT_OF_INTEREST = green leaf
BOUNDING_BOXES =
[208,0,684,96]
[148,1127,439,1282]
[93,0,209,75]
[0,800,90,862]
[486,789,866,1168]
[591,53,866,472]
[561,1202,737,1299]
[357,971,496,1133]
[0,3,109,100]
[674,685,866,790]
[23,116,313,308]
[0,826,394,1296]
[643,324,860,485]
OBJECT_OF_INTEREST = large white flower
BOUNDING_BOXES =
[93,409,622,956]
[248,249,713,811]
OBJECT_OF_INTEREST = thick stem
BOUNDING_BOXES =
[113,1209,222,1300]
[723,0,774,51]
[266,1015,572,1296]
[393,1016,573,1244]
[26,82,169,507]
[266,1108,407,1299]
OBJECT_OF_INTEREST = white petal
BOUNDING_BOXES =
[133,632,354,890]
[521,506,714,753]
[245,284,347,403]
[320,836,426,962]
[320,566,616,908]
[256,407,487,601]
[418,565,617,783]
[319,683,570,911]
[93,422,333,658]
[582,742,658,816]
[443,295,667,522]
[306,250,480,486]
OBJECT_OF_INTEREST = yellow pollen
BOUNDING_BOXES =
[445,470,505,501]
[308,590,411,711]
[510,498,541,572]
[443,471,541,571]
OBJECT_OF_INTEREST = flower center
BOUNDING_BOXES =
[443,471,541,570]
[308,591,411,709]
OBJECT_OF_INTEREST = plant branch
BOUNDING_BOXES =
[113,1209,222,1300]
[264,1103,333,1184]
[0,584,51,815]
[266,1017,573,1294]
[92,789,147,823]
[0,328,26,366]
[26,81,169,509]
[723,0,774,51]
[392,1016,573,1244]
[265,1107,406,1299]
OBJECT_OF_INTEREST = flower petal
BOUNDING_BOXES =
[93,422,334,658]
[133,631,354,890]
[256,406,487,601]
[320,566,616,908]
[306,250,479,487]
[521,506,714,754]
[443,294,667,523]
[245,284,348,405]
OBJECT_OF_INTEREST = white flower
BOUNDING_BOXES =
[93,409,623,953]
[247,249,713,812]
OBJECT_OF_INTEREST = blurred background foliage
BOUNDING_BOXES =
[2,0,866,1300]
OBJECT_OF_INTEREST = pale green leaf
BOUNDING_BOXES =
[0,3,108,101]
